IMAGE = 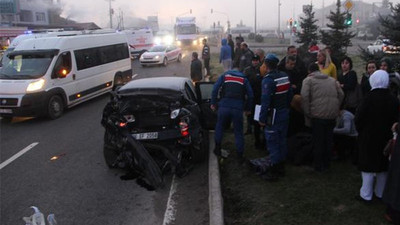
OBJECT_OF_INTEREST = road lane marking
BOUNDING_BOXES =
[162,175,178,225]
[0,142,39,170]
[132,74,138,80]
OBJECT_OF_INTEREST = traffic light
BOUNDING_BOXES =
[289,18,293,26]
[345,13,352,26]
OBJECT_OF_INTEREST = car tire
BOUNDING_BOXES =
[190,129,209,163]
[163,57,168,66]
[103,132,120,168]
[47,95,64,119]
[177,54,182,62]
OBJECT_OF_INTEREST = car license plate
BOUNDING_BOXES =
[132,132,158,140]
[0,109,12,114]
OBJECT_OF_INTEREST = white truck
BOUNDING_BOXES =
[174,17,202,47]
[120,28,154,58]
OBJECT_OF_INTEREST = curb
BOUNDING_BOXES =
[208,131,224,225]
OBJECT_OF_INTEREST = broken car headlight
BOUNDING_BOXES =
[123,115,135,123]
[170,109,180,119]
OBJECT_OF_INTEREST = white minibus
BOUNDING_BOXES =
[0,33,132,119]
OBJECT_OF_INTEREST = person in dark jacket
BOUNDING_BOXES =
[383,117,400,225]
[211,69,254,162]
[279,55,306,137]
[338,56,359,114]
[259,54,293,180]
[360,60,377,97]
[190,52,203,83]
[244,55,263,148]
[239,42,253,72]
[278,45,307,79]
[227,34,235,60]
[355,70,399,202]
[201,38,211,76]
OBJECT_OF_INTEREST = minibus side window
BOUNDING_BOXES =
[52,51,72,79]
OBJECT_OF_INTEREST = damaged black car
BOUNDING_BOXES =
[101,77,216,190]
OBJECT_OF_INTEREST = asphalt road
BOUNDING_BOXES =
[0,48,208,225]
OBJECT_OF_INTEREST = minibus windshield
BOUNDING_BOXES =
[0,51,54,79]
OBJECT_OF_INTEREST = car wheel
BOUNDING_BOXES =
[163,57,168,66]
[141,64,146,67]
[113,75,123,90]
[177,54,182,62]
[190,129,209,163]
[103,132,120,168]
[47,95,64,119]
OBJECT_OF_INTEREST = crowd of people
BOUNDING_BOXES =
[207,34,400,224]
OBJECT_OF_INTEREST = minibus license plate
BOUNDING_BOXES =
[132,132,158,140]
[0,109,12,114]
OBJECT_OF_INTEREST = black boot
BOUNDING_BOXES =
[276,162,286,177]
[213,144,221,157]
[261,164,279,181]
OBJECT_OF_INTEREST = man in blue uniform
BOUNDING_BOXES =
[259,54,293,180]
[211,69,254,162]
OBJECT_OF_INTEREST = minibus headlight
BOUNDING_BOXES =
[26,78,45,92]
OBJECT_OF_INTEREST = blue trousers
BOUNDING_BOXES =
[214,107,244,155]
[264,121,289,164]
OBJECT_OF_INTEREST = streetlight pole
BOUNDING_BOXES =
[211,9,230,34]
[278,0,281,35]
[106,0,115,28]
[255,0,257,34]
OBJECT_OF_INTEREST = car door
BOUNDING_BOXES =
[195,82,217,130]
[166,46,178,60]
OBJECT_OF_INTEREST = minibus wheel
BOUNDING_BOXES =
[47,95,64,119]
[113,75,123,90]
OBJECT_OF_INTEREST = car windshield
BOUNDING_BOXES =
[148,46,167,52]
[0,51,54,79]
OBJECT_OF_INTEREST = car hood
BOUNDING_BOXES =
[142,52,164,57]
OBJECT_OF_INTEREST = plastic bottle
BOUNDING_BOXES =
[30,206,45,225]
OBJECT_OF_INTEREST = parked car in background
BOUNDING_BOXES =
[357,30,374,40]
[139,44,182,67]
[367,39,400,54]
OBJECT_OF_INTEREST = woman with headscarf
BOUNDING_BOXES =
[355,70,399,203]
[316,49,337,80]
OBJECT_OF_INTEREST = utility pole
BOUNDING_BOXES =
[255,0,257,34]
[107,0,115,28]
[278,0,281,35]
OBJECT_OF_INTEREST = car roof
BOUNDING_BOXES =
[119,76,191,91]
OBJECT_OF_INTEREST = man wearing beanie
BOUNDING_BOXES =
[259,53,293,180]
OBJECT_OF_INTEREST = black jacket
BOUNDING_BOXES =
[355,88,399,172]
[190,59,203,82]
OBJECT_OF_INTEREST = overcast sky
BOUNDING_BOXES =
[60,0,400,29]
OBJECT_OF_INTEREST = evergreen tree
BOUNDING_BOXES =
[296,4,319,52]
[320,0,355,64]
[379,3,400,46]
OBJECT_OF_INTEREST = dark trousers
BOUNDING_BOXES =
[333,134,358,163]
[203,58,210,75]
[246,114,253,133]
[312,118,336,171]
[264,121,289,164]
[214,107,244,155]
